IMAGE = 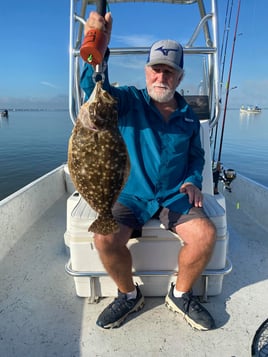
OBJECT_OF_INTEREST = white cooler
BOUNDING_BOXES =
[64,191,232,301]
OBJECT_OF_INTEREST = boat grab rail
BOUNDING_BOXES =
[65,257,232,302]
[85,0,199,4]
[65,256,232,278]
[72,46,217,57]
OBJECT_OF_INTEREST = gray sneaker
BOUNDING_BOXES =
[96,285,145,329]
[165,283,215,330]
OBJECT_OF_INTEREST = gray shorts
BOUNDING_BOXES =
[112,202,208,233]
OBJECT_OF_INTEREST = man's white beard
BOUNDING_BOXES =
[148,84,175,103]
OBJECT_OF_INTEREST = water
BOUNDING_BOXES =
[0,111,73,201]
[219,109,268,187]
[0,109,267,201]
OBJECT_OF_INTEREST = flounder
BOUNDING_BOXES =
[68,81,129,235]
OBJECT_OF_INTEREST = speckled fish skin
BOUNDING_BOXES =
[68,81,129,235]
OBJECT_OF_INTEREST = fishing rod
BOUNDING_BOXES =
[219,0,234,97]
[212,0,233,164]
[218,0,241,162]
[213,0,241,193]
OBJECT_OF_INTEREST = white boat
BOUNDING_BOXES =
[1,1,268,356]
[240,105,262,114]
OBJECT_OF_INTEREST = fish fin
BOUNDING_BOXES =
[88,216,119,235]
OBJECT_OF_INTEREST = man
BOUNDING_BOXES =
[80,11,216,330]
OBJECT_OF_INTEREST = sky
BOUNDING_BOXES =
[0,0,267,110]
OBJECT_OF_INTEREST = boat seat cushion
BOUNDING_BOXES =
[67,192,226,239]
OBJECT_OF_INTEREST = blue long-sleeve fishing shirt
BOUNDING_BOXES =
[80,63,205,225]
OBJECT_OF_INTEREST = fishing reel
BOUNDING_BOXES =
[221,168,236,192]
[213,162,236,193]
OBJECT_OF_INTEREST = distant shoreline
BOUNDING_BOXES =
[0,108,68,112]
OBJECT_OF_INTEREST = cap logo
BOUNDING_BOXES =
[155,46,179,56]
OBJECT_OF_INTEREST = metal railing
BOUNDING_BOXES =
[68,0,221,125]
[65,257,232,302]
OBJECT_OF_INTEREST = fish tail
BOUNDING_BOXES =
[88,216,120,235]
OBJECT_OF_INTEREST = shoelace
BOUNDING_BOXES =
[108,294,134,313]
[183,294,203,313]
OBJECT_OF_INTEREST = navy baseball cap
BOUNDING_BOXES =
[146,39,184,71]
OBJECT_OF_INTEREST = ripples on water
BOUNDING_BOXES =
[0,109,267,201]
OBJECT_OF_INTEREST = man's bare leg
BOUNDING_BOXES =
[94,224,144,329]
[165,217,216,330]
[94,224,135,293]
[174,217,216,291]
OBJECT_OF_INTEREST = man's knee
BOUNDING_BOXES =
[94,233,117,252]
[207,218,217,241]
[94,224,133,252]
[201,218,217,253]
[175,217,216,247]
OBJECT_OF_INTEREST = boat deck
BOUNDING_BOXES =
[1,185,268,357]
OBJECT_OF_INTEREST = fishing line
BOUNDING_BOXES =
[218,0,241,163]
[212,0,233,163]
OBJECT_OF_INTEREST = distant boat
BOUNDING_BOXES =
[240,105,262,114]
[0,109,8,117]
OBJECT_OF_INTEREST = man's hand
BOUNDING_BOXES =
[180,183,203,208]
[84,11,113,44]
